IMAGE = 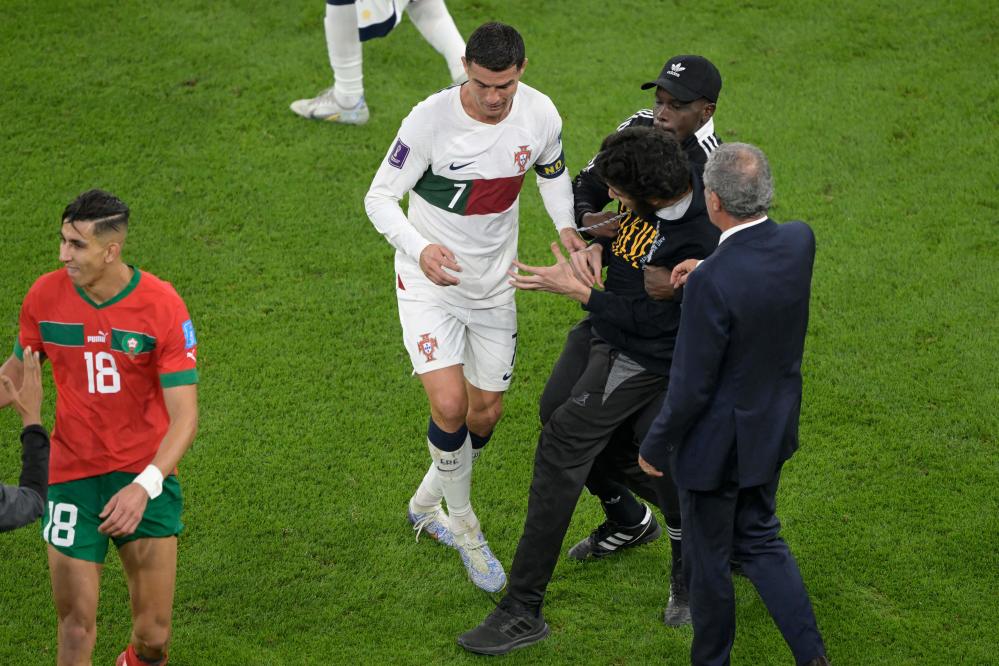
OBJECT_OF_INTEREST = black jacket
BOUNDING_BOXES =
[582,170,719,376]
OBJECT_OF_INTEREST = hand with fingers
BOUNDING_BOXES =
[671,259,700,289]
[1,347,43,427]
[638,454,663,478]
[558,226,588,253]
[419,243,462,286]
[569,244,604,289]
[509,242,592,303]
[98,484,149,537]
[643,265,676,301]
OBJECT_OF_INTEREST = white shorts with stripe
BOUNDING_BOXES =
[397,283,517,393]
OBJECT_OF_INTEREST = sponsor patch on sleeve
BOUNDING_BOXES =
[182,320,197,349]
[388,139,411,169]
[534,150,566,179]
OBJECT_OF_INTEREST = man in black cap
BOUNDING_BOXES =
[537,54,724,627]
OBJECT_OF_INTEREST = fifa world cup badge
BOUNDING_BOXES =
[513,145,532,174]
[417,333,438,362]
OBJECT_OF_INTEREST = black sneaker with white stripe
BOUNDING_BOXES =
[567,505,662,560]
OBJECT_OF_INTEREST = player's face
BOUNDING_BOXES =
[59,221,113,287]
[653,88,714,141]
[461,59,525,123]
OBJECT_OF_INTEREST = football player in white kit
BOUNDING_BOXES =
[365,22,586,592]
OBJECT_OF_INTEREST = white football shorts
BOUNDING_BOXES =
[397,287,517,392]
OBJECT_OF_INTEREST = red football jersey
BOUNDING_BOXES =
[16,267,198,484]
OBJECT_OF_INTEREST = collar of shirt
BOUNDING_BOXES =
[718,215,768,245]
[655,190,693,221]
[694,117,716,146]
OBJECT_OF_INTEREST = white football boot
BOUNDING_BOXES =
[455,530,506,593]
[407,504,457,548]
[289,88,369,124]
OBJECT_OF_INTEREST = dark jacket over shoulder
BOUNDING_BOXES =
[0,424,50,532]
[640,220,816,490]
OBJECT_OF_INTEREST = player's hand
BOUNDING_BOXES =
[671,259,700,289]
[569,244,604,289]
[0,347,43,427]
[98,484,149,537]
[579,211,621,238]
[638,454,663,478]
[643,266,676,301]
[510,242,591,303]
[419,244,461,286]
[558,226,587,253]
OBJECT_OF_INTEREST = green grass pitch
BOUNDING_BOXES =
[1,0,997,663]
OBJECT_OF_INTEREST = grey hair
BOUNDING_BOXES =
[702,143,773,219]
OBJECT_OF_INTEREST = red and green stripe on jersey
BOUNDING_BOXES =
[15,268,198,483]
[412,150,566,216]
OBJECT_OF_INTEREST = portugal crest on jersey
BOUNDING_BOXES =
[513,145,532,174]
[417,333,438,362]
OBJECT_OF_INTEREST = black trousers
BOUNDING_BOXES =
[539,320,680,526]
[679,470,825,666]
[506,335,665,610]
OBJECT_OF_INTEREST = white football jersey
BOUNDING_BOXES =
[365,82,574,308]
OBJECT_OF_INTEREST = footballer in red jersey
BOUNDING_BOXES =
[0,190,199,666]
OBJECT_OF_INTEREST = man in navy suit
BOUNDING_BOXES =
[639,143,830,666]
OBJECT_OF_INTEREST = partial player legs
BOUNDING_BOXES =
[410,365,506,591]
[48,546,102,666]
[119,537,178,663]
[405,0,467,83]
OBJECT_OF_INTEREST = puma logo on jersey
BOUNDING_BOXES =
[86,330,109,343]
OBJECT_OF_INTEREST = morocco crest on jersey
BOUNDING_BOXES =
[513,145,532,174]
[417,333,438,362]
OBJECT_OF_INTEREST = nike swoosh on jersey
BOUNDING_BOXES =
[449,161,475,170]
[502,372,513,381]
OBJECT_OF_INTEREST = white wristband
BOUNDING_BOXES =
[132,465,164,500]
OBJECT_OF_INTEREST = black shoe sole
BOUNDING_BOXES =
[457,623,550,655]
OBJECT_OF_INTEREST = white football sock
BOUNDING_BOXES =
[324,2,363,104]
[411,444,484,513]
[411,462,443,514]
[405,0,466,83]
[428,436,479,535]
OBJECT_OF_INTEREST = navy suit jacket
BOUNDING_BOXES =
[640,219,815,491]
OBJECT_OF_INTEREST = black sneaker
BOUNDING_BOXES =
[567,505,662,560]
[663,569,691,627]
[457,600,549,655]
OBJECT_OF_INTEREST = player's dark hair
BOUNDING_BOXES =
[62,189,130,236]
[594,127,690,207]
[465,22,525,71]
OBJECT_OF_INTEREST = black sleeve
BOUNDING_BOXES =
[583,289,679,336]
[19,424,50,503]
[572,110,655,226]
[572,164,613,226]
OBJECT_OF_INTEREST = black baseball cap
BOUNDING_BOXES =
[641,55,722,103]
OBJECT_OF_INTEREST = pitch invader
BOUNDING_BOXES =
[0,190,199,666]
[365,22,584,592]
